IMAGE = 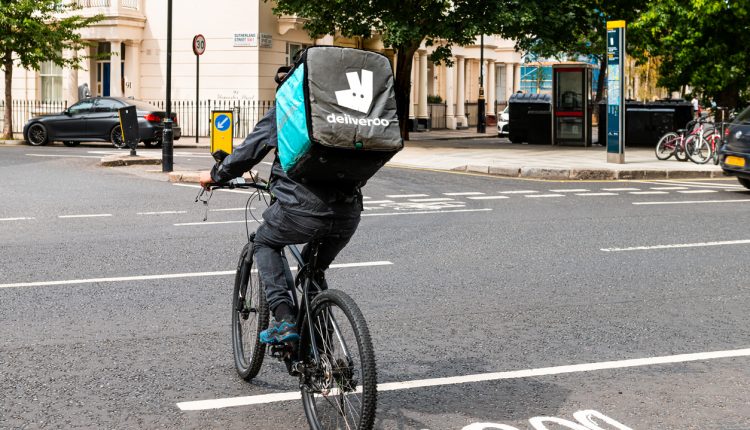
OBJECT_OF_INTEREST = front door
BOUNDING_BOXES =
[97,62,111,97]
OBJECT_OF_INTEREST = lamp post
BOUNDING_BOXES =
[162,0,174,172]
[477,34,486,133]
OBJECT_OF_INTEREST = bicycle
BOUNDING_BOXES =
[196,166,378,430]
[684,118,720,164]
[655,120,698,161]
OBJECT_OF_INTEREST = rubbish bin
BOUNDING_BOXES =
[527,110,552,145]
[508,93,551,143]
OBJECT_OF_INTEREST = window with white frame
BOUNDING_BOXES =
[286,42,311,66]
[40,59,63,101]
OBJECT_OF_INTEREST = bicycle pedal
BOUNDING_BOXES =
[269,344,293,360]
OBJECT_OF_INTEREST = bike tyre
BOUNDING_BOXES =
[300,289,377,430]
[231,241,269,381]
[655,132,678,160]
[686,135,711,164]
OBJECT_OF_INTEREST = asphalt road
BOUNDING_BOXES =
[2,144,750,430]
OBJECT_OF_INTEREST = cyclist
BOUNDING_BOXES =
[200,106,363,345]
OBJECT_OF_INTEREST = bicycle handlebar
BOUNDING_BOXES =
[206,177,270,192]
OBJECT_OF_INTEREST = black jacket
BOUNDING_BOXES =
[210,107,362,218]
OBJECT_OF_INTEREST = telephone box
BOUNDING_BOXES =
[552,63,593,146]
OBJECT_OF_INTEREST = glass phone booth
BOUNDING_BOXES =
[552,63,593,146]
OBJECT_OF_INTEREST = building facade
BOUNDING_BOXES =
[1,0,523,132]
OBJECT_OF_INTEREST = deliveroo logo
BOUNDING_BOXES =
[335,70,373,114]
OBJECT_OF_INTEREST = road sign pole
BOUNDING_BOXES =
[162,0,174,172]
[606,20,626,164]
[195,54,199,144]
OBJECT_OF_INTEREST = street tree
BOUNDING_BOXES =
[270,0,509,140]
[632,0,750,108]
[0,0,102,140]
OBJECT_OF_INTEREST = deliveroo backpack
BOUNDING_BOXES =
[275,46,403,184]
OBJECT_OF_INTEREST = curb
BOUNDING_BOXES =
[437,164,723,180]
[0,140,27,146]
[100,154,162,167]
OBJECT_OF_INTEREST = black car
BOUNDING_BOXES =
[720,106,750,189]
[22,97,181,148]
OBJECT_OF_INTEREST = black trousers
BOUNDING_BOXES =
[253,202,360,317]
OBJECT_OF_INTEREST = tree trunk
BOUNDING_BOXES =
[2,53,12,140]
[394,42,420,141]
[595,56,606,102]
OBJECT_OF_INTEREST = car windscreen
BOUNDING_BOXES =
[734,106,750,124]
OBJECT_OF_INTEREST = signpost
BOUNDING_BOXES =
[606,20,626,164]
[211,110,233,154]
[193,35,206,144]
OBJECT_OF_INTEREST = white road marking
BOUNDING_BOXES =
[467,196,510,200]
[525,194,564,198]
[0,217,35,222]
[677,190,718,194]
[174,220,260,226]
[601,239,750,252]
[499,190,538,194]
[361,208,491,217]
[261,161,273,165]
[0,261,393,289]
[601,188,640,191]
[385,194,429,198]
[443,192,485,196]
[137,211,187,215]
[362,200,394,204]
[176,347,750,411]
[633,199,750,206]
[649,186,688,190]
[629,191,669,195]
[58,213,113,219]
[637,180,742,190]
[26,154,102,158]
[549,189,589,193]
[408,197,455,202]
[575,192,618,196]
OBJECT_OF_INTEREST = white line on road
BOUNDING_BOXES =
[361,208,492,217]
[499,190,538,194]
[549,189,590,193]
[0,217,35,222]
[525,194,564,198]
[137,211,188,215]
[601,239,750,252]
[26,154,102,158]
[173,183,256,195]
[174,220,260,226]
[361,200,394,204]
[408,197,455,202]
[0,261,393,289]
[637,180,742,190]
[601,188,640,191]
[677,190,718,194]
[467,196,510,200]
[575,192,618,196]
[443,192,485,196]
[629,191,669,195]
[633,199,750,206]
[649,186,688,190]
[385,194,429,198]
[176,347,750,411]
[58,213,113,219]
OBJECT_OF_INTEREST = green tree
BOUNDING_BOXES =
[632,0,750,108]
[0,0,102,139]
[270,0,509,139]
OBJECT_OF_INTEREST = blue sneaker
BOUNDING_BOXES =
[260,319,300,344]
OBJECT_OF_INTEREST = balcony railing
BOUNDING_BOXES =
[76,0,141,12]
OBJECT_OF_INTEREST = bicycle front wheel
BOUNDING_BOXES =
[686,135,712,164]
[655,132,678,160]
[232,241,269,381]
[301,289,377,430]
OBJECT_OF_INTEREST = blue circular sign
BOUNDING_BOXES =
[214,114,231,132]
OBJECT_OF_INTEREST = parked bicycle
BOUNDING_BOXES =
[655,119,699,161]
[196,157,377,430]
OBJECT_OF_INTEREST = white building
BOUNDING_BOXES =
[2,0,523,132]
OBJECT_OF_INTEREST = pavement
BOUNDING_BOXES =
[5,128,725,180]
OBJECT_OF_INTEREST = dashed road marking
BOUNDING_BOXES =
[408,198,455,202]
[499,190,538,194]
[467,196,510,200]
[633,199,750,206]
[176,347,750,411]
[361,208,492,217]
[602,239,750,252]
[629,191,669,195]
[385,194,429,198]
[575,192,618,196]
[525,194,564,198]
[649,186,688,190]
[175,220,260,226]
[137,211,188,215]
[677,190,718,194]
[443,192,485,196]
[58,213,113,219]
[362,200,394,204]
[0,217,35,222]
[549,189,589,193]
[601,187,640,191]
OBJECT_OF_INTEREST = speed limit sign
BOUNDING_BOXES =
[192,34,206,56]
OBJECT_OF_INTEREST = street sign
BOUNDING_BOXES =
[192,34,206,56]
[211,110,233,154]
[606,20,626,164]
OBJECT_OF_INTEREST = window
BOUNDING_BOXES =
[40,60,63,101]
[94,98,123,112]
[286,42,310,66]
[68,100,95,115]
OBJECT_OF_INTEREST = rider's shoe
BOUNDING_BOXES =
[260,319,300,345]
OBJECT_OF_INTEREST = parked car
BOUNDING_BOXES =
[497,105,509,136]
[22,97,181,148]
[719,106,750,189]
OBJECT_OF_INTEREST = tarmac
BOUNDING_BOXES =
[3,128,726,181]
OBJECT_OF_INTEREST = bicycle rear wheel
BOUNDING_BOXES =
[686,135,711,164]
[232,241,269,381]
[300,289,377,430]
[655,132,678,160]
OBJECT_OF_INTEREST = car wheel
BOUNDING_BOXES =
[63,141,80,147]
[143,140,162,148]
[110,125,126,149]
[27,123,49,146]
[738,177,750,190]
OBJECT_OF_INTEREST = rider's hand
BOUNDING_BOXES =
[199,171,214,189]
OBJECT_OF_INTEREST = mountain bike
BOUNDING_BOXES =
[196,165,377,430]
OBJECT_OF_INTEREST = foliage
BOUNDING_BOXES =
[631,0,750,107]
[0,0,102,138]
[270,0,512,139]
[427,94,442,104]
